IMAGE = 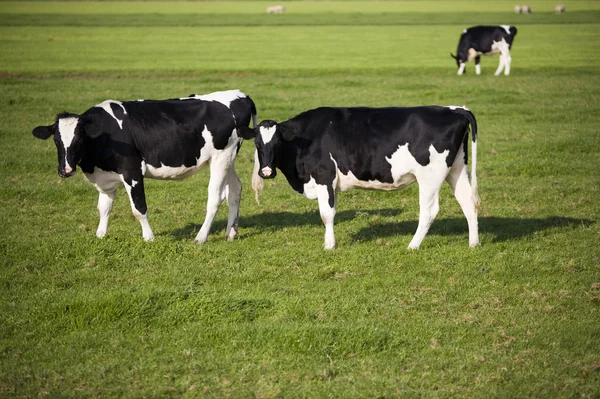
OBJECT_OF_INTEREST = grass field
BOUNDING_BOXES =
[1,1,599,397]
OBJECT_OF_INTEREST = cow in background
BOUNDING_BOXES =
[451,25,518,76]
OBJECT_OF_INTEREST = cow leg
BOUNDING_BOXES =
[475,56,481,75]
[457,62,466,75]
[503,49,512,76]
[408,171,446,249]
[494,55,505,76]
[195,156,229,243]
[446,162,480,247]
[224,166,242,241]
[316,184,337,250]
[121,174,154,241]
[96,190,117,238]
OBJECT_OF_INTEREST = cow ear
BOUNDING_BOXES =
[238,126,256,139]
[279,125,296,142]
[32,125,53,140]
[450,53,457,60]
[82,122,103,138]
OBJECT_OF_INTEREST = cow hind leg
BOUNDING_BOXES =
[224,166,242,241]
[475,56,481,75]
[96,190,117,238]
[316,184,337,250]
[445,162,479,247]
[195,157,229,244]
[503,50,512,76]
[408,169,447,249]
[121,175,154,241]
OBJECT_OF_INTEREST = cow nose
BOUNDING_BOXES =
[261,167,272,177]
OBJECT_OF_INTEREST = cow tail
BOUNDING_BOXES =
[249,101,264,204]
[465,110,480,211]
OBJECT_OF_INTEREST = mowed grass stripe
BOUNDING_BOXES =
[3,1,600,14]
[1,11,599,27]
[1,25,598,75]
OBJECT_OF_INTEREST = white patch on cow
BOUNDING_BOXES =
[475,64,481,75]
[58,117,78,148]
[302,177,320,200]
[144,125,214,179]
[185,90,246,108]
[84,167,122,194]
[95,100,127,129]
[385,143,421,184]
[446,105,470,111]
[58,117,79,170]
[457,63,466,75]
[490,38,507,54]
[500,25,511,34]
[131,180,138,188]
[259,125,277,144]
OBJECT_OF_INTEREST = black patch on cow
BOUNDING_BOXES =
[230,96,256,130]
[110,102,126,123]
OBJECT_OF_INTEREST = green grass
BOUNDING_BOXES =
[1,1,599,398]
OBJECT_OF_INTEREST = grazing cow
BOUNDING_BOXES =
[514,5,522,13]
[32,90,257,242]
[266,5,285,14]
[451,25,518,76]
[522,5,532,13]
[239,106,479,250]
[555,4,565,13]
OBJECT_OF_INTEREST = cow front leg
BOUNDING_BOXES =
[316,184,337,250]
[121,175,154,241]
[96,190,117,238]
[457,62,466,75]
[224,166,242,241]
[408,174,445,250]
[195,157,229,244]
[475,56,481,75]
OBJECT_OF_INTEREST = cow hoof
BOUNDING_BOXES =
[407,244,420,250]
[143,235,154,242]
[469,242,480,248]
[96,230,107,239]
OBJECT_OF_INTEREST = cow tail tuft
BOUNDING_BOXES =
[465,110,479,211]
[249,102,263,204]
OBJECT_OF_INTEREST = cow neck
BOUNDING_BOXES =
[277,139,305,194]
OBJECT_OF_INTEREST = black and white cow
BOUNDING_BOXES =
[32,90,257,242]
[239,106,479,250]
[451,25,517,76]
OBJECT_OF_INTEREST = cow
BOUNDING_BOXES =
[239,106,480,250]
[555,4,565,13]
[32,90,257,243]
[266,5,285,14]
[451,25,518,76]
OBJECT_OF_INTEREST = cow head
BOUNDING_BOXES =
[32,113,102,178]
[450,53,462,67]
[238,120,285,179]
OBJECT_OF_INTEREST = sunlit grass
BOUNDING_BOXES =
[0,1,599,397]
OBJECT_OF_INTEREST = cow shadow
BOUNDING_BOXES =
[169,209,594,244]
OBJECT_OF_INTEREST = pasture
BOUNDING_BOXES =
[1,1,599,397]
